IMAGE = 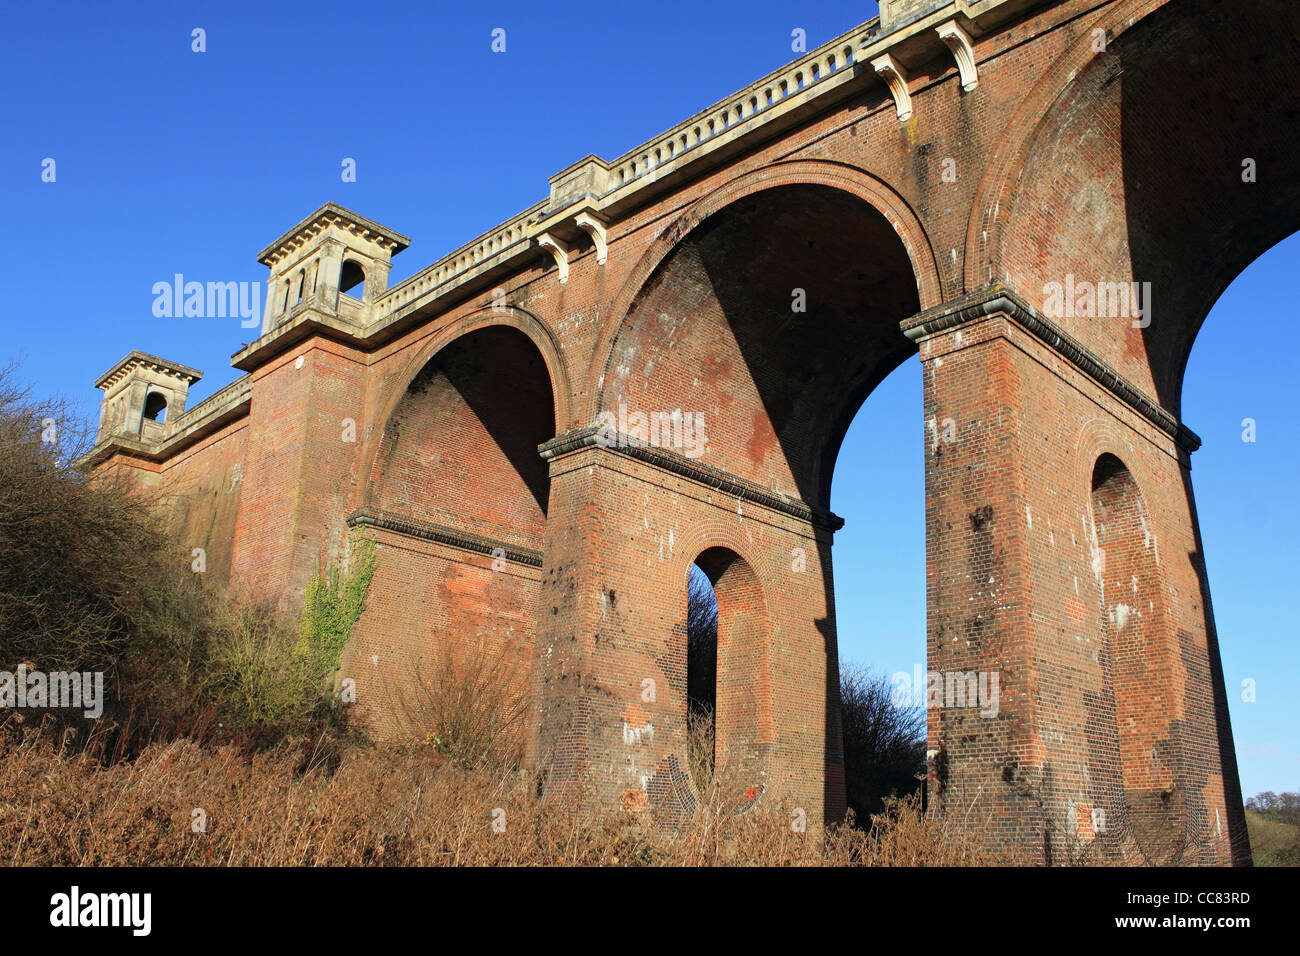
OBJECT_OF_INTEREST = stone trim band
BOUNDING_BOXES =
[346,507,544,567]
[900,284,1203,453]
[539,426,845,532]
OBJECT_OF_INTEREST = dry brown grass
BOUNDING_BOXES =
[0,718,624,866]
[0,366,1029,866]
[685,703,715,796]
[0,717,1024,866]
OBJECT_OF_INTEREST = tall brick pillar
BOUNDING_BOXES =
[229,204,408,607]
[905,286,1245,865]
[229,340,368,605]
[531,429,844,827]
[527,439,603,797]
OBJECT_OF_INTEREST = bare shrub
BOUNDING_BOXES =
[825,792,1027,866]
[394,636,529,769]
[685,703,715,795]
[0,366,338,746]
[0,366,166,677]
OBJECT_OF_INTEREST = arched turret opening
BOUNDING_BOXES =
[340,259,366,302]
[142,391,167,424]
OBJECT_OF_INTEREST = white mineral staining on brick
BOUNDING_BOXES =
[1112,603,1132,630]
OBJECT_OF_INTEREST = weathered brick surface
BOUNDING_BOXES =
[530,446,839,824]
[158,422,248,588]
[87,0,1297,861]
[370,325,552,545]
[917,308,1243,863]
[343,529,540,738]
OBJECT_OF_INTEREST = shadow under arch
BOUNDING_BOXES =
[585,158,944,426]
[597,178,926,510]
[963,0,1170,295]
[366,324,555,537]
[1115,0,1300,414]
[971,0,1300,417]
[357,305,573,517]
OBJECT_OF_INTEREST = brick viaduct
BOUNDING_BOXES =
[80,0,1300,864]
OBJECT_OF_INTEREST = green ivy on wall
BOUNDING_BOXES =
[297,530,377,688]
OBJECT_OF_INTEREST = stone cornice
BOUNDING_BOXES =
[94,350,203,391]
[901,285,1202,453]
[230,310,368,371]
[539,426,844,532]
[74,435,158,471]
[256,202,410,269]
[346,508,543,567]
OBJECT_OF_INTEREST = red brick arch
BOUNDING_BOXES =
[357,305,573,514]
[1070,415,1152,498]
[585,159,943,419]
[673,529,778,800]
[963,0,1174,293]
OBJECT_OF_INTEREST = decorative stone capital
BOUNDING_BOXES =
[880,0,953,32]
[546,156,613,215]
[936,19,979,91]
[90,350,204,448]
[255,202,408,272]
[871,53,913,122]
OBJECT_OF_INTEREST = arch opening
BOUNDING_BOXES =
[602,182,922,511]
[142,391,167,424]
[679,546,769,800]
[685,561,717,794]
[830,357,927,826]
[371,324,555,542]
[340,259,366,301]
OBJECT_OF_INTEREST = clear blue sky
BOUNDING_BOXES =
[2,0,1294,799]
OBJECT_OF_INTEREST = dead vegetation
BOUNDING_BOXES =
[0,365,1024,866]
[0,717,1021,866]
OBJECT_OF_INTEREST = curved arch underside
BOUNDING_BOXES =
[602,183,921,510]
[998,0,1300,418]
[372,324,555,545]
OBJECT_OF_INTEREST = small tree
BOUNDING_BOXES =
[839,664,926,827]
